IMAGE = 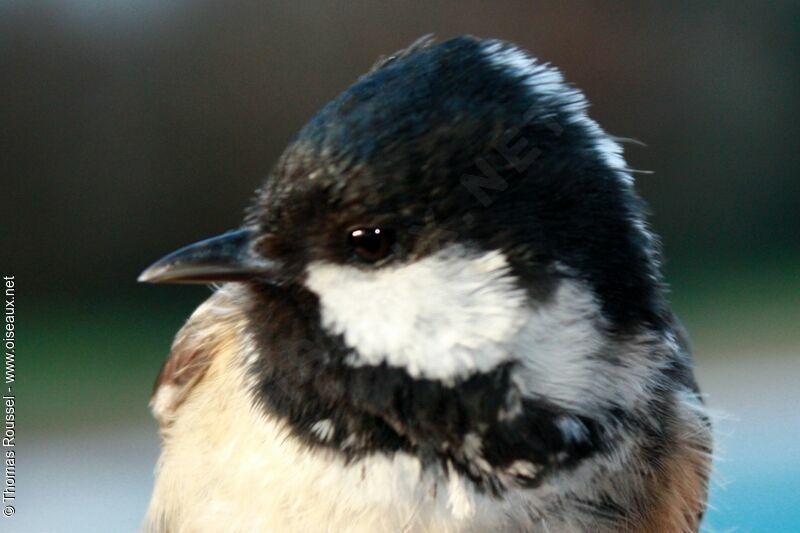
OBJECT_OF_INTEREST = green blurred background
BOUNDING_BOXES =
[2,1,799,531]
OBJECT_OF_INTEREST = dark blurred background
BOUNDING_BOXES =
[2,2,798,531]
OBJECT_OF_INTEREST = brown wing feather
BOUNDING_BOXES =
[150,286,247,426]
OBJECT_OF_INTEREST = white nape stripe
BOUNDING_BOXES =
[305,246,528,381]
[480,40,631,184]
[511,280,668,415]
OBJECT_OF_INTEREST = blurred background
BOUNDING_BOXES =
[2,1,798,531]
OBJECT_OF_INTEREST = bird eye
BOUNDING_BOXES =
[348,227,395,263]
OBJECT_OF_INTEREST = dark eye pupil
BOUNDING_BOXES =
[348,228,394,262]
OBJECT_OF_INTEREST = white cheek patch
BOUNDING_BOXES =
[304,245,652,413]
[304,246,529,381]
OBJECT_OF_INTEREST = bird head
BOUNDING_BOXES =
[140,36,678,488]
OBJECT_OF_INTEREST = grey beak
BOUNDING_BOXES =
[138,229,276,284]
